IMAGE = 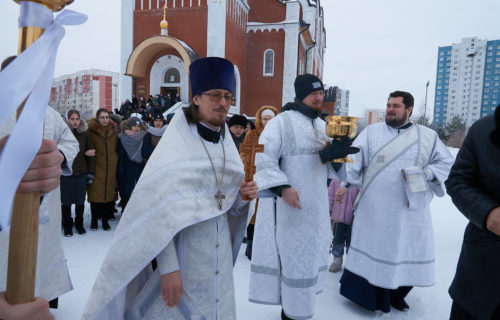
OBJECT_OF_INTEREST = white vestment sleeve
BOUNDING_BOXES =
[156,240,180,276]
[422,136,454,197]
[47,107,78,176]
[228,193,249,216]
[346,126,370,186]
[255,117,289,190]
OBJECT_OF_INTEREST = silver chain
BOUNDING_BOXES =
[200,137,226,189]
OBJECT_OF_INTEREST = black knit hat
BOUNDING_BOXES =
[294,74,324,101]
[127,117,142,128]
[152,113,164,121]
[150,113,165,125]
[228,114,248,127]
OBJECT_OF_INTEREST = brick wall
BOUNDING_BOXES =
[245,29,285,116]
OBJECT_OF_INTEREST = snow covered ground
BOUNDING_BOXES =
[51,150,468,320]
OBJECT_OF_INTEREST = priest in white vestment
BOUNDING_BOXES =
[0,136,66,320]
[339,91,454,313]
[82,57,257,320]
[249,74,359,320]
[0,106,78,306]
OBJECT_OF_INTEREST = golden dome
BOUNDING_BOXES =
[160,20,168,29]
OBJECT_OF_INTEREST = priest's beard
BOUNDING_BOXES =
[202,106,229,129]
[203,116,227,129]
[385,115,409,128]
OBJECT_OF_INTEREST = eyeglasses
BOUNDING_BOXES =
[202,91,236,104]
[98,116,110,120]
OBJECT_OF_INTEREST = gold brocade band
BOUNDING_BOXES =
[14,0,74,12]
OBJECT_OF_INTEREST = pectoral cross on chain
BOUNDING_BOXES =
[215,189,225,210]
[239,133,264,201]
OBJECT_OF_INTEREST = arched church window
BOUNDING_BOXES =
[263,49,274,77]
[164,68,180,83]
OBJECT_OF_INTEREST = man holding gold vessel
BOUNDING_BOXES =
[338,91,454,313]
[249,74,358,320]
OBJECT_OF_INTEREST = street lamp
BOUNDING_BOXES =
[423,80,430,124]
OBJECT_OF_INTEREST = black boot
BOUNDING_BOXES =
[102,219,111,231]
[391,299,409,312]
[90,203,98,231]
[389,286,412,312]
[61,205,73,237]
[245,240,253,260]
[75,204,86,235]
[281,309,294,320]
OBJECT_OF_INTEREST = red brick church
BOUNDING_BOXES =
[120,0,326,116]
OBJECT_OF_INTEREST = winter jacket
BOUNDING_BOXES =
[67,119,95,176]
[142,132,162,160]
[445,105,500,320]
[86,118,118,203]
[327,179,359,225]
[117,119,146,199]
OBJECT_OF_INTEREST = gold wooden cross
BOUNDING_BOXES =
[239,132,264,201]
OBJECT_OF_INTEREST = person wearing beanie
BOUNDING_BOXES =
[142,113,167,162]
[117,116,147,211]
[249,74,359,320]
[83,57,258,319]
[228,114,248,150]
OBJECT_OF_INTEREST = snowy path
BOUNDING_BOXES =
[51,192,467,320]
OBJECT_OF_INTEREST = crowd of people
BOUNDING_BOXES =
[61,107,170,236]
[117,92,181,123]
[0,55,499,320]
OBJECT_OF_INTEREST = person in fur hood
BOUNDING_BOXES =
[86,108,118,231]
[60,109,96,236]
[117,116,147,211]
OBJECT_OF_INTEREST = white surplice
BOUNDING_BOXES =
[0,106,78,301]
[82,109,248,320]
[249,110,335,319]
[344,122,454,289]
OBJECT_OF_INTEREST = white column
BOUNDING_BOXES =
[282,1,300,106]
[120,0,134,103]
[206,0,227,57]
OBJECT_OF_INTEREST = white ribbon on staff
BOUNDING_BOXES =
[0,2,87,230]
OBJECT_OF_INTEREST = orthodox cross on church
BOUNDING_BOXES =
[239,133,264,201]
[163,4,167,20]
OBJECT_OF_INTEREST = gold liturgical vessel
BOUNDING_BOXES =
[325,116,359,163]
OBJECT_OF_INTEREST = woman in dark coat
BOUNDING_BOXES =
[445,104,500,320]
[117,116,147,211]
[60,109,95,236]
[142,113,167,162]
[87,108,118,231]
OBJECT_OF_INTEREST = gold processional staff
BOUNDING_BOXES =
[6,0,74,305]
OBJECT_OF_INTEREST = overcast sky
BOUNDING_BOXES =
[2,0,500,118]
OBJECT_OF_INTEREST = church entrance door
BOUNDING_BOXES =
[150,55,188,103]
